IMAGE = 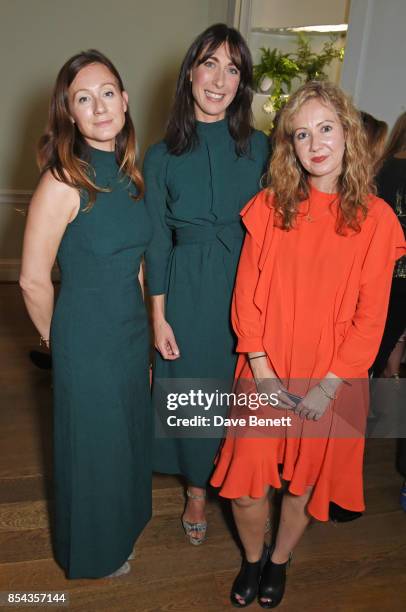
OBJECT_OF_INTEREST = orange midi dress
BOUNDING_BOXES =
[211,186,406,520]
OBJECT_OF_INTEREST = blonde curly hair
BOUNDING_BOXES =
[268,80,375,234]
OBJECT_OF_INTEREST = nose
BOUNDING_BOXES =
[212,66,224,89]
[309,132,322,151]
[94,96,107,115]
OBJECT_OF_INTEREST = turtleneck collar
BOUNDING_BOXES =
[195,117,228,134]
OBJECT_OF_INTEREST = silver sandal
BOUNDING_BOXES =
[181,489,207,546]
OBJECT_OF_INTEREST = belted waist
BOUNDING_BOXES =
[174,221,244,252]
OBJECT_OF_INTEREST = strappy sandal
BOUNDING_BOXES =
[181,489,207,546]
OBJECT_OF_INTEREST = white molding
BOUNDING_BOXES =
[0,189,32,206]
[0,258,21,282]
[0,191,31,281]
[0,190,59,282]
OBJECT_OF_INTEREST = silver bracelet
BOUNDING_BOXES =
[318,382,336,400]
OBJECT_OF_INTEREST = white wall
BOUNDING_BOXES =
[251,0,349,28]
[0,0,229,279]
[341,0,406,128]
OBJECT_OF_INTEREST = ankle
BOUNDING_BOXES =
[270,550,291,565]
[186,487,206,501]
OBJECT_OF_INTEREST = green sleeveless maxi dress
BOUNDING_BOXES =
[51,147,152,578]
[144,120,269,487]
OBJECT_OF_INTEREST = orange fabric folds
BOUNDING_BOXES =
[211,188,406,520]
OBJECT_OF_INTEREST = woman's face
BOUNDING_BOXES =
[291,98,345,192]
[190,43,240,123]
[68,62,128,151]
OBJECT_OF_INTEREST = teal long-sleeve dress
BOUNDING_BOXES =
[144,119,269,487]
[51,147,152,578]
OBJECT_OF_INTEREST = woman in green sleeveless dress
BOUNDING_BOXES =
[144,24,268,544]
[20,50,152,579]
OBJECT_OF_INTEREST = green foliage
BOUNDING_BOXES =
[295,33,345,81]
[254,33,345,116]
[253,47,300,92]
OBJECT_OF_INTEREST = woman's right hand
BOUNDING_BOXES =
[154,319,180,360]
[249,355,295,410]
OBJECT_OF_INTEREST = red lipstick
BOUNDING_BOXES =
[311,155,327,163]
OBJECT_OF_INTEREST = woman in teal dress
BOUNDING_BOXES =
[20,50,152,578]
[144,24,269,544]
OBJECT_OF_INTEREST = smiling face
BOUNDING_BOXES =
[291,97,346,193]
[190,42,241,123]
[68,62,128,151]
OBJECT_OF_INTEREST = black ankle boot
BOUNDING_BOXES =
[230,546,268,608]
[258,550,292,609]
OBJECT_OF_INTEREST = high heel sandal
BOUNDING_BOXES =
[181,489,207,546]
[258,548,292,609]
[230,545,268,608]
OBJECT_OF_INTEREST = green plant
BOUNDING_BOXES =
[295,33,345,81]
[253,47,300,91]
[253,33,345,117]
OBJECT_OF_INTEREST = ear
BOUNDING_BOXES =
[122,90,129,112]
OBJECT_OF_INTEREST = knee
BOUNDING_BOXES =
[285,486,313,508]
[232,494,266,509]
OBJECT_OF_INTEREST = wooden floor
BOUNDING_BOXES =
[0,282,405,611]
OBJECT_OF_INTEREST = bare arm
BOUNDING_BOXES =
[19,170,80,346]
[150,294,180,360]
[138,258,145,300]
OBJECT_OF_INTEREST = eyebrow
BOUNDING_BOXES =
[294,119,335,131]
[73,82,118,95]
[203,55,238,67]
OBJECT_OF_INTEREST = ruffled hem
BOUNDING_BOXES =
[210,435,365,522]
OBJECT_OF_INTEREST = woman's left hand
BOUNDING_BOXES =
[294,384,332,421]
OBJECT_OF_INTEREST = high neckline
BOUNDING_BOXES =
[196,117,228,132]
[89,145,116,158]
[88,145,118,168]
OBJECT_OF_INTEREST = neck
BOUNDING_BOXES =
[309,176,338,194]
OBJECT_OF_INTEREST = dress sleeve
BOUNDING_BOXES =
[331,201,406,379]
[232,192,271,353]
[143,145,173,295]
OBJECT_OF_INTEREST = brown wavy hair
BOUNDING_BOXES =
[268,81,375,234]
[360,111,388,175]
[38,49,144,209]
[383,111,406,160]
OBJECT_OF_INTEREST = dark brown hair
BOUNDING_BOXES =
[165,23,254,156]
[38,49,144,208]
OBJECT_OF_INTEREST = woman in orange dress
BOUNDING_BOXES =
[211,81,406,608]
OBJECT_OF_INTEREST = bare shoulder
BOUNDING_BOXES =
[30,170,79,220]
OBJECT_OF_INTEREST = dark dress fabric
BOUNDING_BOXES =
[372,157,406,376]
[51,147,152,578]
[372,156,406,479]
[144,119,269,486]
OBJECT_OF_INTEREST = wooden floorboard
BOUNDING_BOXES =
[0,282,405,611]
